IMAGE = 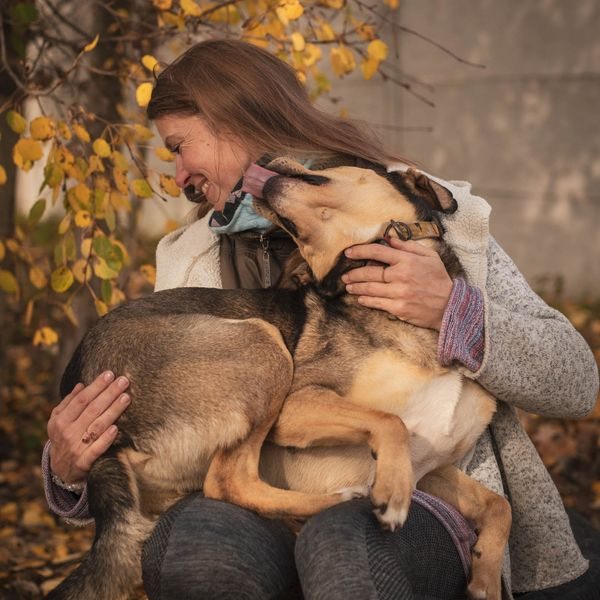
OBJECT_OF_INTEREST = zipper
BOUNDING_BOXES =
[259,233,271,288]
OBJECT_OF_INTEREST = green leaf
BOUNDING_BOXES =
[10,3,39,31]
[54,242,64,266]
[28,199,46,225]
[92,235,112,260]
[64,231,76,261]
[101,279,112,304]
[6,110,27,134]
[9,30,26,59]
[105,205,116,232]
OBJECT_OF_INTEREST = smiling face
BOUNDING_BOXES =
[155,115,260,210]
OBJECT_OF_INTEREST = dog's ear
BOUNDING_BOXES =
[402,168,457,214]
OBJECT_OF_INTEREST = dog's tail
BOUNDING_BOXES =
[46,447,154,600]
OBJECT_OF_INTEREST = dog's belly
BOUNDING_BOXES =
[260,353,496,494]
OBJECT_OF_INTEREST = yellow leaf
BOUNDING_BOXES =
[87,154,105,175]
[57,120,72,140]
[13,138,43,172]
[0,240,5,261]
[94,258,119,280]
[30,116,55,141]
[29,266,48,289]
[155,147,175,162]
[142,55,159,72]
[153,0,172,8]
[95,299,109,316]
[367,39,388,61]
[303,44,322,67]
[92,138,111,157]
[132,124,154,142]
[110,191,131,211]
[321,0,343,7]
[74,182,91,207]
[276,0,304,25]
[33,327,59,347]
[159,174,180,197]
[109,286,125,307]
[72,259,93,283]
[113,167,129,194]
[316,22,336,42]
[0,165,7,186]
[111,150,129,170]
[58,213,71,235]
[0,269,19,294]
[360,56,379,80]
[72,123,91,143]
[83,34,100,52]
[291,32,305,52]
[132,179,153,198]
[7,110,27,134]
[63,304,79,327]
[136,82,153,108]
[384,0,399,8]
[181,0,202,16]
[140,264,156,285]
[50,266,74,293]
[81,238,92,258]
[330,45,356,77]
[75,210,93,228]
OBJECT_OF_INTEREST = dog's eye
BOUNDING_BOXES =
[297,174,329,186]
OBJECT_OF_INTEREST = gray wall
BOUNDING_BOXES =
[331,0,600,297]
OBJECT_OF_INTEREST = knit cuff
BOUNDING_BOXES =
[437,278,485,372]
[42,441,92,525]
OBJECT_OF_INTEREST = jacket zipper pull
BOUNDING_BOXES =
[260,233,271,288]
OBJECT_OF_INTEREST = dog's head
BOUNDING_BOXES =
[251,157,457,290]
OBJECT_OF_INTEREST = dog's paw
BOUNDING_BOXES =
[373,503,409,531]
[336,485,370,501]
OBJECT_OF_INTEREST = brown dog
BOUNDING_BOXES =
[48,159,510,600]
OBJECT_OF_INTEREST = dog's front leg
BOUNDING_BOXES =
[270,385,415,530]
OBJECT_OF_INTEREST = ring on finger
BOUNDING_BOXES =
[81,429,98,444]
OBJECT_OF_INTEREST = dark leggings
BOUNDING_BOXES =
[141,495,467,600]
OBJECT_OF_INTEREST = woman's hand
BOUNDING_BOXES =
[342,237,453,331]
[47,372,131,484]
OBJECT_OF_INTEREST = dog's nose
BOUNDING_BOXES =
[242,164,278,198]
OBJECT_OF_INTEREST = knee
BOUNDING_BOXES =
[142,496,297,600]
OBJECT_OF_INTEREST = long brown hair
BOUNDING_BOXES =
[147,38,411,215]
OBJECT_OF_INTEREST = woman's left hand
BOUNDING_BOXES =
[342,237,453,331]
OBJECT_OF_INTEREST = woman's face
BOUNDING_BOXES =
[155,114,258,211]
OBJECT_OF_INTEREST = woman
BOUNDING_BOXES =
[43,39,599,599]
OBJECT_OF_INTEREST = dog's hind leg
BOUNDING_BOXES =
[417,465,511,600]
[46,447,155,600]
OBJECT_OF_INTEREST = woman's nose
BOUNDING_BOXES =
[174,159,190,188]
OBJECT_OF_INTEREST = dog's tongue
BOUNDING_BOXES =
[242,164,278,198]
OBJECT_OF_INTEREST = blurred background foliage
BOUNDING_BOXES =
[0,0,598,597]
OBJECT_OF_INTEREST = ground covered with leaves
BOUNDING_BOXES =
[1,295,599,599]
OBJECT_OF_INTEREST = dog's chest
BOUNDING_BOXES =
[345,350,464,438]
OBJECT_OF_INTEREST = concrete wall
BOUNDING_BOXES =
[331,0,600,297]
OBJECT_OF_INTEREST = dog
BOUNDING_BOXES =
[48,159,511,600]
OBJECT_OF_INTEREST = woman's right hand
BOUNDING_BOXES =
[47,371,131,484]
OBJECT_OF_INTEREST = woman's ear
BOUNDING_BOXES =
[402,168,457,214]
